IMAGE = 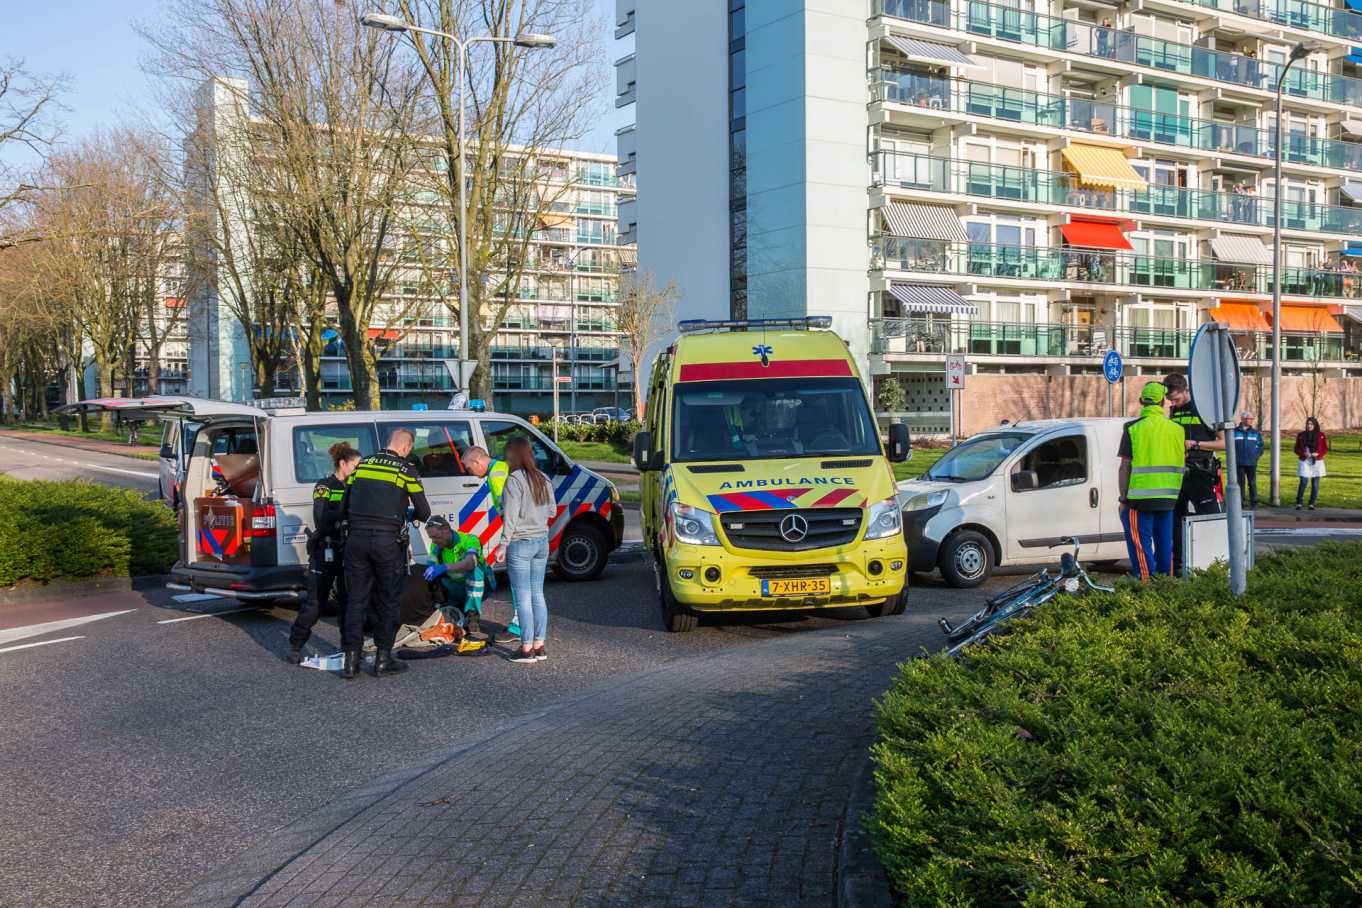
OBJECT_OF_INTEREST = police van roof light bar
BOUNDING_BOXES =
[676,316,833,334]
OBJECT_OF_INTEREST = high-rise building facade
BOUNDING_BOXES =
[618,1,1362,432]
[189,78,636,415]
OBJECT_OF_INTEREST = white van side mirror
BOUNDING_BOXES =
[1011,469,1039,492]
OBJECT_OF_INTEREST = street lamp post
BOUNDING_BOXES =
[361,12,555,395]
[1269,41,1315,506]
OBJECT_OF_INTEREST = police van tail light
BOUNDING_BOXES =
[248,502,278,539]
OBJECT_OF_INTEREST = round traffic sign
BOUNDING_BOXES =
[1102,350,1122,384]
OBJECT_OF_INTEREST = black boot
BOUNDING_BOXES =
[465,612,481,638]
[341,650,360,679]
[373,648,408,676]
[286,646,303,665]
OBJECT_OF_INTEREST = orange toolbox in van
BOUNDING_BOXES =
[193,453,262,565]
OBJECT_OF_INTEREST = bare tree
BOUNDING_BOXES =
[391,0,608,400]
[0,58,64,248]
[615,270,677,419]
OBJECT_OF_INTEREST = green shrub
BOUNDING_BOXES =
[0,477,179,586]
[871,542,1362,905]
[542,419,641,445]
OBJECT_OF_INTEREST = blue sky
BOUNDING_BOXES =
[0,0,628,173]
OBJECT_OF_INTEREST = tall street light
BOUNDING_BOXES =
[1269,41,1316,505]
[361,11,556,393]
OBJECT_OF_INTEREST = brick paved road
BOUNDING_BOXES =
[180,601,974,908]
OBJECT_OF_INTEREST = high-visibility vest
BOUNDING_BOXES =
[487,458,509,508]
[1127,405,1186,503]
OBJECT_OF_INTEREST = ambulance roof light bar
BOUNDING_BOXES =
[676,316,833,334]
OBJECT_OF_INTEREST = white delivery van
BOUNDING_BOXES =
[897,418,1131,587]
[64,397,625,603]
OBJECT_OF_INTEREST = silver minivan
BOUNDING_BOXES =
[70,397,625,603]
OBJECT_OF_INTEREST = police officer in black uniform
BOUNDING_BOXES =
[341,428,431,678]
[1163,373,1225,575]
[287,443,364,664]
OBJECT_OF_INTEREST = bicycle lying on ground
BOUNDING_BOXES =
[940,536,1114,656]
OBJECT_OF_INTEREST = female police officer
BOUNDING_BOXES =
[287,442,364,663]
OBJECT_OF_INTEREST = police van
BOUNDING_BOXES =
[64,396,625,603]
[634,317,912,632]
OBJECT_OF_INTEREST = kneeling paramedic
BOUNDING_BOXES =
[342,428,430,678]
[1118,382,1185,580]
[464,445,521,642]
[1163,372,1225,575]
[422,515,492,636]
[288,442,363,663]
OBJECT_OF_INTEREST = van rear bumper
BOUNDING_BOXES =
[169,563,307,601]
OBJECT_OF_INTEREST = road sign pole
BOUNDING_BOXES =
[1217,326,1247,596]
[552,347,560,444]
[1107,382,1112,418]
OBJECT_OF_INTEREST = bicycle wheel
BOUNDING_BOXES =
[986,572,1045,609]
[942,574,1045,640]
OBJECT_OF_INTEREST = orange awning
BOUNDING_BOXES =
[1271,305,1343,332]
[1208,302,1270,331]
[367,328,401,341]
[1060,220,1133,250]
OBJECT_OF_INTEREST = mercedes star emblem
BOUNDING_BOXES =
[779,513,809,543]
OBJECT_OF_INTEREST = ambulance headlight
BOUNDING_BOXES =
[864,497,903,540]
[670,501,720,546]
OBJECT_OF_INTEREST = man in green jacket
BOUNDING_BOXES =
[1118,382,1185,580]
[422,516,489,637]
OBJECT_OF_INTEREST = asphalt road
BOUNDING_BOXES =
[0,434,161,494]
[0,558,1007,908]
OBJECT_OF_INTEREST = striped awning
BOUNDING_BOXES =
[884,34,980,68]
[888,283,977,314]
[1060,143,1147,191]
[1342,180,1362,203]
[881,201,968,242]
[1209,234,1271,265]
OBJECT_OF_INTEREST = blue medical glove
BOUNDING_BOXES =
[422,563,448,582]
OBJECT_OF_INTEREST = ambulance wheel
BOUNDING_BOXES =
[939,530,993,588]
[553,524,608,582]
[865,591,907,618]
[655,557,697,633]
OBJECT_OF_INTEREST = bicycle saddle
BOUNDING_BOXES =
[1060,552,1077,574]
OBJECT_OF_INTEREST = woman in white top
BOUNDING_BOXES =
[500,437,555,663]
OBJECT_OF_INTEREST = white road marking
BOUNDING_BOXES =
[172,593,224,603]
[0,610,137,647]
[157,606,260,624]
[0,636,85,655]
[1256,527,1362,537]
[71,461,158,479]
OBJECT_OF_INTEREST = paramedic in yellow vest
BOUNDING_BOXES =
[1117,382,1186,580]
[463,444,519,641]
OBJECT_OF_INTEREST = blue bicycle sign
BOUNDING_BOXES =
[1102,350,1123,384]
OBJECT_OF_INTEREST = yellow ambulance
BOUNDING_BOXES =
[633,317,911,631]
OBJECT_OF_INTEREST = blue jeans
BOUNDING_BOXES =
[1296,476,1319,506]
[507,536,549,644]
[1121,506,1173,580]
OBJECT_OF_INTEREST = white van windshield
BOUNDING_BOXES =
[671,378,879,462]
[924,433,1027,482]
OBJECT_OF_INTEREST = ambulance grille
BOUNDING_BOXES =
[720,508,862,552]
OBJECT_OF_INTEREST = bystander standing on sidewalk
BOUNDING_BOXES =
[1232,412,1264,510]
[1294,417,1328,510]
[501,437,555,664]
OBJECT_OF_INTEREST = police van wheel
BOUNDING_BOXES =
[655,557,697,633]
[939,530,993,588]
[865,591,907,618]
[553,524,608,582]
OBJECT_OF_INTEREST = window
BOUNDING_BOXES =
[1014,435,1088,490]
[293,423,379,484]
[386,420,474,477]
[481,420,557,474]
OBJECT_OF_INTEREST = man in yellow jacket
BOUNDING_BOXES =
[1118,382,1185,580]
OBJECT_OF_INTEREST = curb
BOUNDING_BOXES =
[0,429,158,463]
[0,573,171,606]
[838,755,894,908]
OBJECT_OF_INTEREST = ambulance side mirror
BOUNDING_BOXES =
[887,423,911,463]
[632,431,658,472]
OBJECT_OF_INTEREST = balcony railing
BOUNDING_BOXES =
[874,237,1362,299]
[871,317,1357,361]
[875,73,1362,172]
[1133,0,1362,45]
[873,152,1362,237]
[878,0,1362,105]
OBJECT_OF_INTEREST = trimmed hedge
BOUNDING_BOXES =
[871,542,1362,905]
[542,418,641,444]
[0,477,179,587]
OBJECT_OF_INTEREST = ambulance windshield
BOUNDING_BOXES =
[671,378,879,462]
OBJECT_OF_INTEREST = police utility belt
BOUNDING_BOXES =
[306,522,348,562]
[1185,447,1220,476]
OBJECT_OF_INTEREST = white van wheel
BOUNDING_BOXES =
[552,524,608,582]
[939,530,993,588]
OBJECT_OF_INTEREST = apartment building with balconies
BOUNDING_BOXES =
[189,77,636,416]
[619,1,1362,432]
